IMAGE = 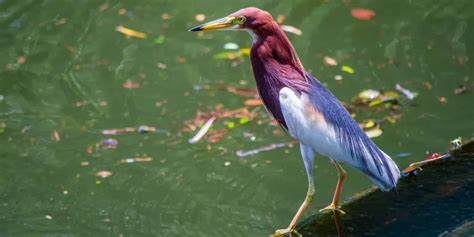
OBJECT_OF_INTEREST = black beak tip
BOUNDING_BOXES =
[189,25,203,32]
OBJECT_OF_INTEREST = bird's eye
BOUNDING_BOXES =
[234,16,246,25]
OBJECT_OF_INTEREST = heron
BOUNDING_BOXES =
[190,7,400,235]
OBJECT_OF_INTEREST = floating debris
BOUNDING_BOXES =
[224,161,231,166]
[75,100,93,107]
[153,35,166,45]
[119,156,153,164]
[17,56,27,65]
[214,48,250,60]
[244,98,263,106]
[236,142,294,158]
[224,42,239,50]
[45,215,52,220]
[116,25,147,39]
[122,80,140,89]
[394,152,412,158]
[358,89,380,100]
[226,86,257,97]
[96,170,113,178]
[453,85,467,95]
[102,138,118,149]
[395,83,418,100]
[450,137,463,149]
[101,125,157,135]
[364,127,383,138]
[99,3,109,11]
[80,161,89,166]
[438,96,447,103]
[118,8,127,15]
[276,15,286,24]
[102,127,136,135]
[207,129,227,143]
[52,130,60,142]
[138,125,156,133]
[188,117,216,144]
[351,8,376,21]
[334,75,343,81]
[341,65,355,74]
[195,13,206,22]
[353,89,400,108]
[323,56,338,66]
[280,25,303,36]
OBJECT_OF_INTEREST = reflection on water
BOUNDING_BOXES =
[0,0,473,236]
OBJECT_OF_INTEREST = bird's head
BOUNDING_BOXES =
[189,7,274,34]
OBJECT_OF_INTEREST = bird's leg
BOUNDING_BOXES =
[273,144,315,237]
[320,160,346,215]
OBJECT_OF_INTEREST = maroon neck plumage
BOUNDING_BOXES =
[249,20,310,128]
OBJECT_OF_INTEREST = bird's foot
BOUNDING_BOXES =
[319,203,346,215]
[272,228,301,237]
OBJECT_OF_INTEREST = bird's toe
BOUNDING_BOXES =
[319,204,346,215]
[272,228,301,237]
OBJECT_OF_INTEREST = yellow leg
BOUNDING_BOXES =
[273,185,314,237]
[273,144,315,236]
[319,160,346,215]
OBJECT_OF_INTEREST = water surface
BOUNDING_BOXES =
[0,0,473,236]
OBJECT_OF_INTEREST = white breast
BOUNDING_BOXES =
[279,87,344,159]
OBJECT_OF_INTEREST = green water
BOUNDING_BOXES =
[0,0,473,236]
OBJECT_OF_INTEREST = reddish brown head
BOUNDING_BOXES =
[190,7,309,128]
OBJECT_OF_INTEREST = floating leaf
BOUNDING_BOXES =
[137,125,156,133]
[17,56,27,64]
[453,85,467,95]
[244,98,263,106]
[224,42,239,50]
[360,119,376,129]
[240,48,251,56]
[213,51,238,60]
[324,56,338,66]
[116,25,147,39]
[122,80,140,89]
[226,121,235,129]
[188,117,216,144]
[154,35,166,45]
[358,89,380,100]
[368,98,383,107]
[119,157,153,164]
[351,8,376,21]
[0,122,5,134]
[52,130,60,142]
[276,15,286,24]
[226,86,257,97]
[365,127,382,138]
[280,25,302,36]
[195,14,206,22]
[239,117,250,125]
[341,65,355,74]
[96,170,113,178]
[207,129,227,143]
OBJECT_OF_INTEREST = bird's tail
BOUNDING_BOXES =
[364,148,400,191]
[340,132,400,191]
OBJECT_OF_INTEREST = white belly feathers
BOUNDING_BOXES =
[279,87,344,159]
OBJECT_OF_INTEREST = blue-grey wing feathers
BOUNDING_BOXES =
[305,73,400,191]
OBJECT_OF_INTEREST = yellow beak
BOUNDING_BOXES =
[189,17,235,31]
